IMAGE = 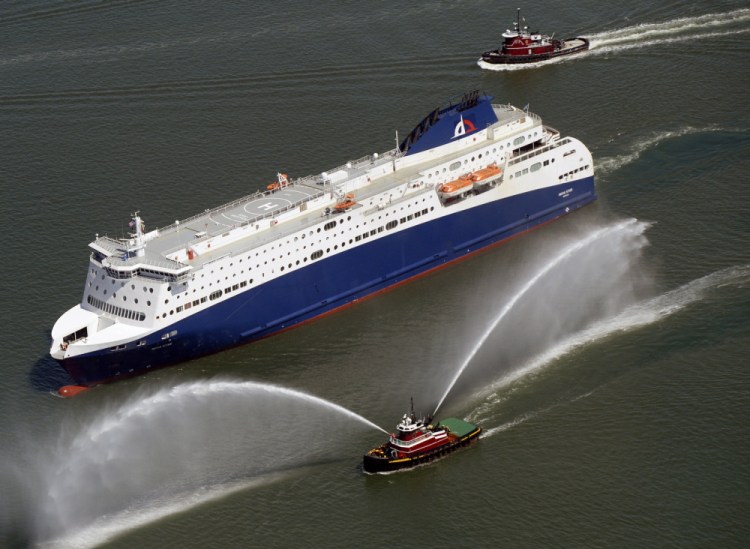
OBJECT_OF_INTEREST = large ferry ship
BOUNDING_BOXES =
[50,90,596,386]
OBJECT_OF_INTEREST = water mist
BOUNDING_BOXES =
[29,380,384,547]
[433,218,652,415]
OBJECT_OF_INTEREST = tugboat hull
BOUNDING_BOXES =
[481,37,589,65]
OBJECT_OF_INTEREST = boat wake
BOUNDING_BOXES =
[478,8,750,71]
[468,264,750,430]
[587,8,750,54]
[595,125,746,176]
[27,380,384,548]
[479,411,542,438]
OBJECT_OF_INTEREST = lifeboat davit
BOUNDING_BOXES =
[334,193,357,211]
[267,172,290,192]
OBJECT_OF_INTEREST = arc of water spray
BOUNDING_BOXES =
[82,380,388,446]
[433,219,640,415]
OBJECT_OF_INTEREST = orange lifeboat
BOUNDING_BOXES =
[469,163,502,183]
[438,163,502,199]
[267,172,290,192]
[438,175,474,198]
[335,193,357,211]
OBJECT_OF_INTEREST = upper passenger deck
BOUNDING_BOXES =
[88,101,545,282]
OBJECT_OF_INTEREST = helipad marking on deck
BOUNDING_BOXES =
[245,198,291,214]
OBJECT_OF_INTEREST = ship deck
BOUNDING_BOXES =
[93,103,534,273]
[149,184,325,258]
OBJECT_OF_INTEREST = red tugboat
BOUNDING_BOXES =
[480,8,589,65]
[363,401,481,473]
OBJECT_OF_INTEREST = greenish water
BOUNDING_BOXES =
[1,1,748,547]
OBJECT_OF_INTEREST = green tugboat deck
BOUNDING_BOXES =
[436,418,478,439]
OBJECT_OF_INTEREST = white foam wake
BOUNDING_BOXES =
[588,27,750,56]
[466,265,748,436]
[588,8,750,48]
[479,264,750,397]
[595,125,736,176]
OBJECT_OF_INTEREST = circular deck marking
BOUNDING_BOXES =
[243,198,292,215]
[197,185,322,232]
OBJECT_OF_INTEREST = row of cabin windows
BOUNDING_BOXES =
[515,159,550,178]
[435,133,538,179]
[400,208,429,225]
[87,295,146,322]
[159,201,435,318]
[559,165,590,180]
[354,208,431,243]
[161,280,252,318]
[511,158,557,180]
[224,197,432,273]
[234,200,432,270]
[90,270,156,294]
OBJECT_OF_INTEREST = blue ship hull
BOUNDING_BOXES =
[61,177,595,385]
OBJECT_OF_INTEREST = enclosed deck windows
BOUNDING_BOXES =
[87,295,145,321]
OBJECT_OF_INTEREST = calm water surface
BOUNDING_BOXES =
[1,1,749,547]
